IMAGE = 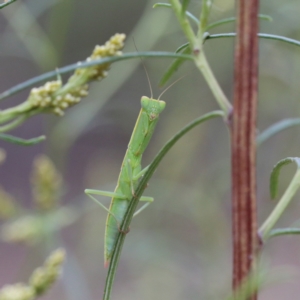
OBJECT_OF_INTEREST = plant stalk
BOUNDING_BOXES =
[231,0,259,299]
[194,51,232,115]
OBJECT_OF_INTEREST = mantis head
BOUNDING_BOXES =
[141,96,166,121]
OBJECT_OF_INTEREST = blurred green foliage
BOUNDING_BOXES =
[1,0,300,299]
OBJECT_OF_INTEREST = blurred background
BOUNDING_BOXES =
[1,0,300,299]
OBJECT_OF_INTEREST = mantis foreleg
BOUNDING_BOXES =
[86,193,119,222]
[133,201,153,217]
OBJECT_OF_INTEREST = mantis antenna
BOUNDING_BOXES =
[132,38,153,99]
[158,75,186,100]
[133,38,185,100]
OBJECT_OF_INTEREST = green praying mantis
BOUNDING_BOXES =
[85,94,166,267]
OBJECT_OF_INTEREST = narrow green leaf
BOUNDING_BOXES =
[153,3,199,25]
[153,3,170,8]
[175,42,189,53]
[206,14,272,31]
[0,133,46,146]
[0,0,18,9]
[270,157,300,199]
[259,13,273,22]
[269,228,300,238]
[204,33,300,49]
[260,158,300,240]
[257,118,300,146]
[199,0,212,32]
[160,47,191,87]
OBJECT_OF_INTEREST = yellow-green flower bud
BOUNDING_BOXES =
[0,148,6,165]
[28,80,62,115]
[31,155,62,211]
[0,284,35,300]
[0,187,17,220]
[29,248,66,296]
[25,33,125,117]
[1,216,41,245]
[73,33,126,82]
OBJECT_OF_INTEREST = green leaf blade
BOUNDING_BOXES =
[206,14,272,31]
[159,47,191,87]
[0,0,18,9]
[269,227,300,238]
[0,133,46,146]
[257,118,300,146]
[270,157,300,199]
[175,42,189,53]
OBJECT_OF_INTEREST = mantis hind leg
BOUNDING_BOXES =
[85,192,129,234]
[85,188,154,220]
[134,202,150,217]
[134,196,154,217]
[85,192,119,221]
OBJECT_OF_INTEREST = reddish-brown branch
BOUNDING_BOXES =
[231,0,259,299]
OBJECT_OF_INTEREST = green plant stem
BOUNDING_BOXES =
[200,32,300,118]
[168,0,199,48]
[259,169,300,241]
[231,1,259,297]
[0,52,193,101]
[0,133,45,145]
[194,51,232,115]
[0,101,32,124]
[0,115,30,133]
[169,0,231,117]
[199,0,211,38]
[103,110,224,300]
